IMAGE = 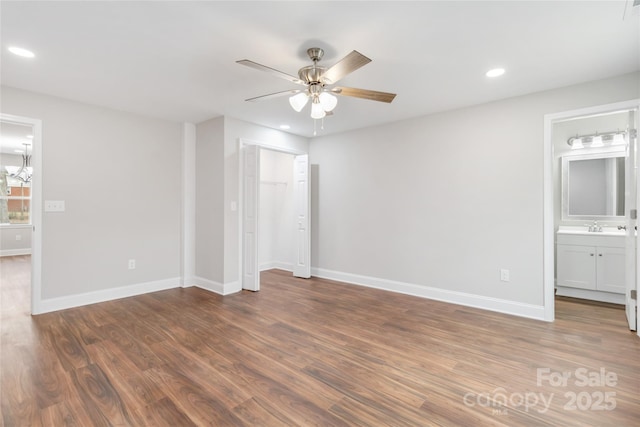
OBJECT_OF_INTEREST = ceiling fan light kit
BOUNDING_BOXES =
[237,47,396,131]
[310,100,326,119]
[289,92,309,112]
[318,92,338,112]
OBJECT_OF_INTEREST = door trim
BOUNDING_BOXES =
[1,113,42,315]
[543,99,640,323]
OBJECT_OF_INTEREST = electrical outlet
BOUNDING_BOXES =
[128,259,136,270]
[500,269,510,282]
[15,235,22,241]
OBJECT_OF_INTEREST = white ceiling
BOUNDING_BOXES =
[1,1,638,138]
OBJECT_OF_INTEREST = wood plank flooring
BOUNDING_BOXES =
[1,255,639,426]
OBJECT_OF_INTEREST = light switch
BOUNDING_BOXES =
[44,200,65,212]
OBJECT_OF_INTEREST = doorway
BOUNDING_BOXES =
[239,139,310,291]
[259,149,295,273]
[544,100,639,335]
[0,113,42,315]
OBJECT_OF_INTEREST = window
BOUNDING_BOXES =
[1,175,31,224]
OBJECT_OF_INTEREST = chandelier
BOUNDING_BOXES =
[6,142,32,183]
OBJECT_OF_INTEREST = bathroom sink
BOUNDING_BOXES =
[557,226,626,236]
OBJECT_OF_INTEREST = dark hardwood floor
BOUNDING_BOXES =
[1,255,639,426]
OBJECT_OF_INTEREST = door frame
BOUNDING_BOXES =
[238,138,308,291]
[543,99,640,326]
[1,113,43,315]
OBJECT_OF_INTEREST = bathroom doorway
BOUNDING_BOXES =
[544,100,639,334]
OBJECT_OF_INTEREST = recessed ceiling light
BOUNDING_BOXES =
[8,46,35,58]
[486,68,505,78]
[279,124,291,130]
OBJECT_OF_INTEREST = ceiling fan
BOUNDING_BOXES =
[237,47,396,120]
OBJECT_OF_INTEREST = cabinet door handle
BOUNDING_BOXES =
[590,253,595,256]
[599,253,603,257]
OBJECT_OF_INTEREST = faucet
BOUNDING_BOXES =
[588,221,602,232]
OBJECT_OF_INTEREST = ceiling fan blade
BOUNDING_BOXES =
[245,89,303,102]
[236,59,305,85]
[331,86,396,103]
[321,51,371,84]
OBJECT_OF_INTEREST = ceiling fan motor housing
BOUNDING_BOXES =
[298,66,327,84]
[306,47,324,62]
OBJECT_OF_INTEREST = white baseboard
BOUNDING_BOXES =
[311,267,546,321]
[192,276,224,294]
[192,276,242,295]
[223,280,242,295]
[556,286,625,304]
[1,248,31,257]
[260,261,294,272]
[181,275,195,288]
[38,277,182,314]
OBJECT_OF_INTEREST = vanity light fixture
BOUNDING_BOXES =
[612,133,625,145]
[567,130,629,149]
[570,138,584,149]
[591,134,603,147]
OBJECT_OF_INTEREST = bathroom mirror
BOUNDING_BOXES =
[562,151,626,220]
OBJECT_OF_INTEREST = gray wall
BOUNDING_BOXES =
[1,86,182,300]
[0,226,31,255]
[195,117,224,283]
[309,72,639,307]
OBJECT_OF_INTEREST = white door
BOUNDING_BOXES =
[626,108,638,331]
[242,144,260,291]
[293,154,310,278]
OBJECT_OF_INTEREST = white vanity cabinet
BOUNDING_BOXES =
[556,232,625,303]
